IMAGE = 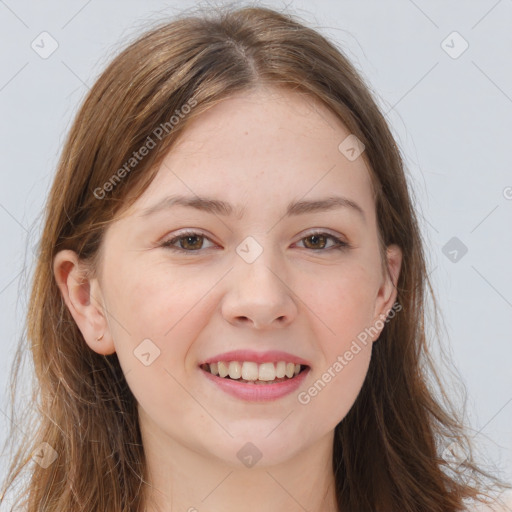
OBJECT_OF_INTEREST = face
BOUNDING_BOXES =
[55,86,401,468]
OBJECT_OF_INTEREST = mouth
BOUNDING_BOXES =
[199,361,309,385]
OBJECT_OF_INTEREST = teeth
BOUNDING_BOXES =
[228,361,242,379]
[242,362,259,381]
[276,361,286,378]
[204,360,304,381]
[218,361,229,378]
[258,362,276,381]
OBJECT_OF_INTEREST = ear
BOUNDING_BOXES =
[53,249,116,355]
[371,244,402,341]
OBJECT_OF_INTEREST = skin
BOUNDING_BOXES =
[54,86,402,512]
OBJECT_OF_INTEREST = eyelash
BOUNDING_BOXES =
[160,230,350,254]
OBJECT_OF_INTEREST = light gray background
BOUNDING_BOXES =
[1,0,511,490]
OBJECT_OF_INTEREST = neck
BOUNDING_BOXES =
[139,413,339,512]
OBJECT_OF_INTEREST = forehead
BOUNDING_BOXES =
[129,87,376,221]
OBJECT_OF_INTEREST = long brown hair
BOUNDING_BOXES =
[1,4,509,511]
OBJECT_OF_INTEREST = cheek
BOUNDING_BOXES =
[301,259,379,343]
[108,261,214,339]
[104,266,212,425]
[300,296,374,430]
[105,261,229,401]
[295,261,377,422]
[308,343,372,430]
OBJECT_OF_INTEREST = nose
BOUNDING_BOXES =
[221,253,298,330]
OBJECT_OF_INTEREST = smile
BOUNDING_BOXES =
[200,361,307,383]
[199,361,310,401]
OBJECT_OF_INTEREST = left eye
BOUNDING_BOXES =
[296,233,348,251]
[160,231,349,253]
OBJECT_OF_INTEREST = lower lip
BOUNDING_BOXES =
[200,366,310,402]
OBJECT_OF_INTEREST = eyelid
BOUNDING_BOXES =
[160,229,350,253]
[294,230,350,250]
[160,229,216,251]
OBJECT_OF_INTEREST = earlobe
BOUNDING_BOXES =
[372,244,403,339]
[52,250,116,355]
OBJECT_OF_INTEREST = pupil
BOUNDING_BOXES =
[307,235,325,249]
[183,235,201,249]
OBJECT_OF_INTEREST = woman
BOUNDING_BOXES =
[1,4,510,511]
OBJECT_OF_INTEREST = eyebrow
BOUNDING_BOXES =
[139,194,366,222]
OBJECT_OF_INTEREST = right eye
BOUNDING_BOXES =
[160,231,216,253]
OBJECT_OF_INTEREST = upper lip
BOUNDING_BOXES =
[199,350,311,367]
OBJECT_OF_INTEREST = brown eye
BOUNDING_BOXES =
[303,234,328,250]
[161,232,214,252]
[160,231,349,253]
[178,234,204,250]
[297,232,349,251]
